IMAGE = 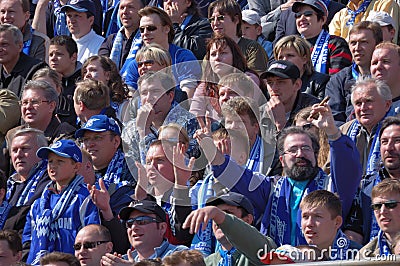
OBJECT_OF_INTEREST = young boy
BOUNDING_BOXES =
[22,139,100,265]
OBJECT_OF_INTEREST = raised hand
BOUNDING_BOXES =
[88,178,113,220]
[136,103,155,138]
[134,161,148,200]
[182,206,226,234]
[266,95,287,131]
[173,143,195,187]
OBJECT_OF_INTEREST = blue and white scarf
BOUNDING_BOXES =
[370,172,383,241]
[31,175,84,265]
[110,27,142,70]
[310,30,330,74]
[99,149,125,184]
[217,246,236,266]
[331,230,351,260]
[53,0,70,36]
[347,108,395,176]
[6,160,47,206]
[268,169,327,246]
[346,0,372,26]
[378,230,393,256]
[246,135,264,173]
[0,201,11,229]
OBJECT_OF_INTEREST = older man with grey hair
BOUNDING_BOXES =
[7,80,75,145]
[340,77,397,177]
[5,127,50,233]
[0,24,46,98]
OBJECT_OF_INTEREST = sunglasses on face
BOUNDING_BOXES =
[208,15,225,24]
[73,241,109,251]
[294,10,316,19]
[139,25,158,33]
[125,216,160,228]
[138,59,155,68]
[371,200,400,211]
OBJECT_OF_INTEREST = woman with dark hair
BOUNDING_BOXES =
[190,34,251,119]
[164,0,213,60]
[82,55,130,123]
[274,35,330,100]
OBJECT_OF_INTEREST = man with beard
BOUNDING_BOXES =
[345,116,400,245]
[195,102,362,247]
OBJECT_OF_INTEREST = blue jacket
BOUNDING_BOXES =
[23,178,100,265]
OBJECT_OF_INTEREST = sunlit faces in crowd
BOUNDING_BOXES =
[119,0,143,31]
[209,43,234,78]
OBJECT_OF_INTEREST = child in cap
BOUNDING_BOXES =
[22,139,100,265]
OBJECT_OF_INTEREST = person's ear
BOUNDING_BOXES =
[71,52,78,63]
[242,213,254,225]
[0,188,5,202]
[88,15,94,27]
[24,11,30,23]
[255,25,262,36]
[49,101,57,113]
[113,135,121,149]
[334,215,343,230]
[73,162,82,173]
[106,241,113,253]
[159,222,167,236]
[15,251,22,262]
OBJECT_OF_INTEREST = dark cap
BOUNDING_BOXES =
[292,0,328,17]
[206,192,254,216]
[119,200,167,222]
[260,60,300,80]
[61,0,96,16]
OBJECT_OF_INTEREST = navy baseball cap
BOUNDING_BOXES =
[206,192,254,216]
[61,0,96,16]
[260,60,300,80]
[75,115,121,138]
[37,139,82,162]
[292,0,328,17]
[119,200,167,222]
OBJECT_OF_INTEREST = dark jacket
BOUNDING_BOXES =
[301,71,330,100]
[172,14,212,60]
[0,52,47,98]
[273,1,345,45]
[59,64,82,126]
[325,66,356,126]
[23,23,48,62]
[99,29,138,70]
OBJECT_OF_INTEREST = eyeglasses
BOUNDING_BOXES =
[139,25,158,33]
[294,10,316,19]
[125,216,160,228]
[73,241,109,251]
[283,145,314,156]
[78,133,114,145]
[138,59,155,68]
[208,15,225,24]
[371,200,400,211]
[19,99,50,107]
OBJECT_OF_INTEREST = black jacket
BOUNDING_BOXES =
[0,52,47,98]
[324,66,356,126]
[172,14,212,60]
[301,71,330,100]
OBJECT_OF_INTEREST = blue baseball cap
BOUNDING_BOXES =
[75,115,121,138]
[61,0,96,16]
[37,139,82,162]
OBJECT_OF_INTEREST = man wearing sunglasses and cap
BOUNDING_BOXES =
[101,200,187,264]
[358,179,400,258]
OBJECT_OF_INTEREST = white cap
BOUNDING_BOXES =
[242,10,261,25]
[367,11,395,27]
